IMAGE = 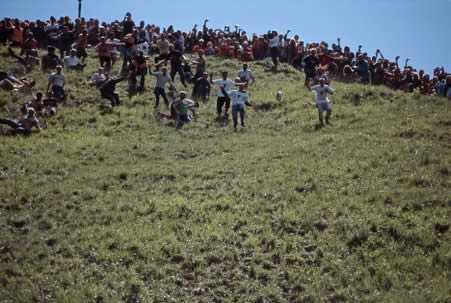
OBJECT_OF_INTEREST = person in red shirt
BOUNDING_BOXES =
[95,36,124,72]
[20,32,38,56]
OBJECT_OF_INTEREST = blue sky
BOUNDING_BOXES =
[3,0,450,74]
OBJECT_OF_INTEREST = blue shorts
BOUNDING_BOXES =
[180,113,192,122]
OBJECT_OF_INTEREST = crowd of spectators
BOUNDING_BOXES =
[0,13,450,134]
[1,14,450,97]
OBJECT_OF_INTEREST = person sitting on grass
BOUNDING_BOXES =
[42,91,58,115]
[221,83,253,129]
[41,46,61,71]
[47,65,66,101]
[25,91,44,115]
[150,66,177,109]
[0,107,40,135]
[99,73,126,107]
[63,49,86,71]
[89,67,107,86]
[307,77,334,127]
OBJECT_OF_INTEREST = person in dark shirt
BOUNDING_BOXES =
[303,49,320,88]
[128,52,148,91]
[99,74,126,107]
[58,26,75,59]
[192,72,210,102]
[168,44,188,87]
[41,46,61,71]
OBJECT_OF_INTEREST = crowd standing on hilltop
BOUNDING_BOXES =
[0,13,450,135]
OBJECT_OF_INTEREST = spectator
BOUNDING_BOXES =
[89,67,107,86]
[47,65,66,101]
[63,49,86,70]
[42,46,61,71]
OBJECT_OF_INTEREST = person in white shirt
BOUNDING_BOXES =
[89,67,107,86]
[63,49,86,70]
[238,63,255,83]
[221,84,253,129]
[268,31,280,70]
[210,71,236,118]
[308,78,334,126]
[46,65,66,100]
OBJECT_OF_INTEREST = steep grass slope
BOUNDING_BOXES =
[0,46,450,302]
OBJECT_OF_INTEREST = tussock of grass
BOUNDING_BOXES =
[0,45,450,302]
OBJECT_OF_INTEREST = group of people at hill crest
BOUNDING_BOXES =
[0,13,450,135]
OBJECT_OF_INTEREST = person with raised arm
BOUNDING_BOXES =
[307,77,334,126]
[210,71,236,118]
[150,65,177,109]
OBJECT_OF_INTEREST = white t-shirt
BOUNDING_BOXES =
[268,36,279,48]
[311,85,334,104]
[107,38,121,54]
[64,55,79,67]
[228,90,249,106]
[212,79,235,97]
[238,70,253,82]
[136,41,149,56]
[49,73,65,87]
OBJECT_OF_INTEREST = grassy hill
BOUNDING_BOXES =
[0,46,450,303]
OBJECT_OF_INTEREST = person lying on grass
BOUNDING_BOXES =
[307,77,334,126]
[0,107,40,135]
[0,71,36,92]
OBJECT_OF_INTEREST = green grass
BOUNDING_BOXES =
[0,46,450,302]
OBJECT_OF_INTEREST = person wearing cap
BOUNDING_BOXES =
[221,83,253,129]
[0,107,40,135]
[192,72,210,102]
[307,77,334,126]
[210,71,235,118]
[41,46,61,71]
[150,66,177,108]
[46,65,66,101]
